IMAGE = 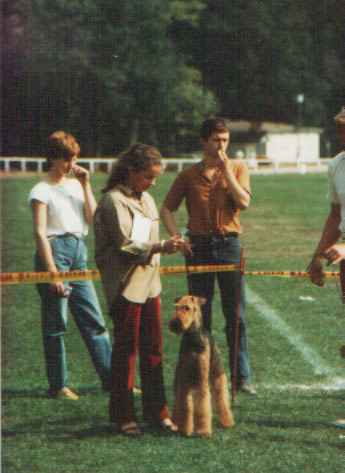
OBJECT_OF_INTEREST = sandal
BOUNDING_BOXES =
[119,422,142,437]
[158,418,178,433]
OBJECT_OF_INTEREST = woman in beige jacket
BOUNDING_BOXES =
[94,143,182,436]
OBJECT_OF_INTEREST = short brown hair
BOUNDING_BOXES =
[46,131,80,166]
[200,117,231,140]
[102,143,162,193]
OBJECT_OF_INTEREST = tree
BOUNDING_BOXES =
[2,0,217,156]
[4,0,342,156]
[170,0,345,151]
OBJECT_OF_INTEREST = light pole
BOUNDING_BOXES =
[296,93,305,166]
[296,93,304,127]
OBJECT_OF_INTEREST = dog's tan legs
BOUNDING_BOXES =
[212,373,235,428]
[193,386,212,437]
[173,387,194,436]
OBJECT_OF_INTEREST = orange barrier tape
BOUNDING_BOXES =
[1,269,101,285]
[245,270,340,279]
[0,266,340,286]
[0,264,240,285]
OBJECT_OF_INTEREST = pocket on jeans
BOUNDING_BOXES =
[213,239,240,264]
[50,240,73,269]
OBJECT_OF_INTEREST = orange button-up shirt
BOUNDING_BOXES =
[163,160,251,235]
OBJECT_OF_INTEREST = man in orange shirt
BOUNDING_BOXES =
[161,117,256,395]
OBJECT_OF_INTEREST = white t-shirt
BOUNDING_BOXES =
[28,179,88,237]
[328,151,345,234]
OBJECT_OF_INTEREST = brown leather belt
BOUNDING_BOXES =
[189,232,238,240]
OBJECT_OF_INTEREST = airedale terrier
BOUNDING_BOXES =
[169,295,235,437]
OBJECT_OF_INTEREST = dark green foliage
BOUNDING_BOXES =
[171,0,344,136]
[2,0,344,157]
[2,0,216,156]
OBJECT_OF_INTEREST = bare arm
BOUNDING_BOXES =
[31,200,65,295]
[218,152,250,209]
[72,164,97,224]
[160,206,181,237]
[308,203,341,286]
[160,206,192,255]
[81,182,97,224]
[313,204,341,256]
[160,175,192,254]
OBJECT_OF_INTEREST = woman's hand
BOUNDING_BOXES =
[162,236,181,254]
[49,281,67,297]
[72,164,90,186]
[177,239,193,256]
[160,235,190,255]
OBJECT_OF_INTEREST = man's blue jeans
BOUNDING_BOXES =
[186,233,251,383]
[35,235,112,391]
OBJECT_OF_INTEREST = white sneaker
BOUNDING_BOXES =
[49,387,79,400]
[331,418,345,429]
[239,383,257,396]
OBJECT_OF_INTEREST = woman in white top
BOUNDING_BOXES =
[29,131,111,400]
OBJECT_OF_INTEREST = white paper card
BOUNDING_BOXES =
[131,213,152,243]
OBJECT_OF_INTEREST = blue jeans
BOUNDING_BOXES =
[35,235,112,391]
[186,234,251,383]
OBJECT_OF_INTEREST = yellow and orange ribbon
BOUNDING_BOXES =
[0,265,340,286]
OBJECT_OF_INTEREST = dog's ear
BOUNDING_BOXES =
[194,296,207,306]
[175,296,182,303]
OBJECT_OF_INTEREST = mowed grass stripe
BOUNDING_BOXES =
[259,377,345,392]
[247,286,336,376]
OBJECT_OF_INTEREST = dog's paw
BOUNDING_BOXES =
[194,431,212,439]
[220,419,235,428]
[194,429,212,439]
[180,430,194,437]
[219,413,235,428]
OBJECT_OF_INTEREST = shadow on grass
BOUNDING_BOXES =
[257,431,341,450]
[2,415,109,439]
[2,387,48,399]
[247,417,332,430]
[233,424,342,450]
[3,423,181,442]
[2,384,104,399]
[48,424,115,442]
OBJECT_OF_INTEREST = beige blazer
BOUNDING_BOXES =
[94,185,161,311]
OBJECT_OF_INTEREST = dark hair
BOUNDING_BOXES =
[200,117,231,140]
[46,131,80,169]
[102,143,162,193]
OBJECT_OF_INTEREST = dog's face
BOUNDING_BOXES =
[169,295,206,335]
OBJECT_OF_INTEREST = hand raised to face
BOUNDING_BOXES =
[71,164,90,185]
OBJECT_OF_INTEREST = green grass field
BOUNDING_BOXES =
[2,172,345,473]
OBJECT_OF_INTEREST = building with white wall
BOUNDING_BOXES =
[229,121,323,164]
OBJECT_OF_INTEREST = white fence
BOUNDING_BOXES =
[0,156,331,174]
[245,157,331,174]
[0,157,201,173]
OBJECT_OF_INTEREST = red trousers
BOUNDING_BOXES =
[341,260,345,304]
[109,295,169,425]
